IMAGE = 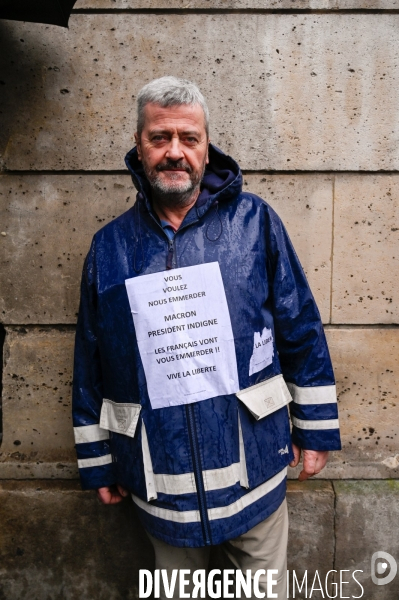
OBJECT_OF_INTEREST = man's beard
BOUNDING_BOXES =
[142,157,206,208]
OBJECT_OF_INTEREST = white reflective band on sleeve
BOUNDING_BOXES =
[141,421,158,501]
[77,454,112,469]
[208,467,287,521]
[287,383,337,405]
[74,424,109,444]
[292,417,340,430]
[132,494,201,523]
[132,467,287,524]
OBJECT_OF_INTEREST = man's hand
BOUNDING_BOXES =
[97,484,129,504]
[289,443,329,481]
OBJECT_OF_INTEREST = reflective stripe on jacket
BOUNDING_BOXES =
[72,144,341,547]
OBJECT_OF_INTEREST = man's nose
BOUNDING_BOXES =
[165,137,184,161]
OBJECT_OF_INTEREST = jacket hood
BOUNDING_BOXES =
[124,143,242,215]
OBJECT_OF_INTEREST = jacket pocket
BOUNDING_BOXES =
[236,374,292,420]
[99,398,141,438]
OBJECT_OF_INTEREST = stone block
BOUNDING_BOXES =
[0,327,78,479]
[321,328,399,479]
[0,480,334,600]
[332,174,399,324]
[75,0,399,6]
[335,480,399,600]
[1,15,399,170]
[0,174,331,324]
[287,480,335,587]
[244,174,333,323]
[0,480,153,600]
[0,174,135,324]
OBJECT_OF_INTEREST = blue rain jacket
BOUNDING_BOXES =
[72,144,341,548]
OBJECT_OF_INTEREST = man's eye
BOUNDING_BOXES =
[184,137,198,144]
[152,135,166,142]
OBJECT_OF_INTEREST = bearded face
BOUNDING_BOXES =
[135,103,209,209]
[141,155,207,208]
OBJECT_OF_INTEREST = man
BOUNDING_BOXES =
[72,76,340,598]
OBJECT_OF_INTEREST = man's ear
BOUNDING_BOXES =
[134,132,142,161]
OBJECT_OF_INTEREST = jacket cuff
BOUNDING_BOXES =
[79,462,117,491]
[291,426,342,451]
[74,437,117,490]
[288,382,341,451]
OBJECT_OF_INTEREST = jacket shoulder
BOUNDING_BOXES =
[237,191,284,227]
[92,205,135,244]
[82,206,135,278]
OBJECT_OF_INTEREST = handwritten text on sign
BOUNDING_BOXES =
[125,262,239,409]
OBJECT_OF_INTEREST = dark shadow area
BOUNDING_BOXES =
[0,19,59,168]
[0,323,5,446]
[0,0,77,28]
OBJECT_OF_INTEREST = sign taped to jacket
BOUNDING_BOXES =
[125,262,239,409]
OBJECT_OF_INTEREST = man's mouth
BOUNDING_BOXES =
[156,163,191,173]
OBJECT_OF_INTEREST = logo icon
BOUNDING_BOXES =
[263,397,275,408]
[371,551,397,586]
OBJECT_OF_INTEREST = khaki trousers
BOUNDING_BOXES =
[146,499,288,599]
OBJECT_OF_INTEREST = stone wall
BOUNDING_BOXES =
[1,3,399,598]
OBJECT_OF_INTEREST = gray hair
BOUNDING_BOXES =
[136,76,209,137]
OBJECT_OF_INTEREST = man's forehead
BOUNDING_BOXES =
[142,102,206,132]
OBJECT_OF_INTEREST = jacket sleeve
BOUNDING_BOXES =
[72,241,117,490]
[266,205,341,452]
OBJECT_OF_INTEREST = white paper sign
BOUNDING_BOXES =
[125,262,239,410]
[249,327,274,376]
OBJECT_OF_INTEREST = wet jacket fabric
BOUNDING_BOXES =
[72,144,341,548]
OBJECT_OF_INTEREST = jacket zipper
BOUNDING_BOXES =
[146,210,197,271]
[166,239,174,270]
[147,207,211,543]
[186,403,212,546]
